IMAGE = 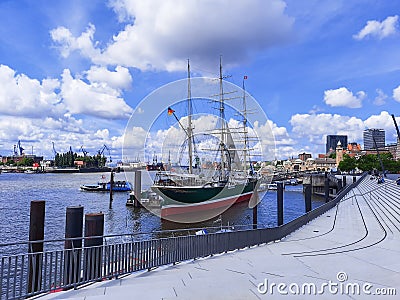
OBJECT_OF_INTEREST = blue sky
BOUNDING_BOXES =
[0,0,400,161]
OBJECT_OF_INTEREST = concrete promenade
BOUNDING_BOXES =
[40,176,400,299]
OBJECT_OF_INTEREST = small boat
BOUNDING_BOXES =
[267,183,278,190]
[80,181,132,192]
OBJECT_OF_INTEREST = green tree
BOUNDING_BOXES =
[17,157,34,166]
[356,154,379,171]
[339,154,357,172]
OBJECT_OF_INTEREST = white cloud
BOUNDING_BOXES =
[364,111,394,130]
[60,69,133,119]
[289,111,399,154]
[51,0,294,71]
[393,85,400,102]
[86,65,132,90]
[94,129,110,139]
[353,15,398,40]
[323,87,365,108]
[373,89,387,106]
[0,64,63,118]
[290,113,365,144]
[50,23,101,59]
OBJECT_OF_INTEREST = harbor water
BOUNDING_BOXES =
[0,172,325,251]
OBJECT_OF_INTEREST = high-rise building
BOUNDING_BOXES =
[326,135,348,154]
[363,129,385,150]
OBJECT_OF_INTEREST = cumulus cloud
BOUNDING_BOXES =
[60,69,133,119]
[353,15,398,40]
[0,64,63,118]
[86,65,132,90]
[51,0,294,71]
[289,111,399,151]
[0,64,134,159]
[373,89,387,106]
[290,113,365,144]
[393,85,400,102]
[323,87,365,108]
[50,23,101,59]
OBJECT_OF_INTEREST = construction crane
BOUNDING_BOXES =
[98,144,112,163]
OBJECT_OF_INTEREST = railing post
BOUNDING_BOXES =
[353,176,356,183]
[28,200,45,294]
[83,213,104,281]
[342,175,347,187]
[304,184,312,213]
[64,206,84,287]
[277,182,284,226]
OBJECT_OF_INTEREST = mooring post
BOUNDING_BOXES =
[304,184,312,213]
[134,170,141,207]
[83,213,104,281]
[64,206,84,287]
[109,170,114,209]
[277,182,284,226]
[324,174,330,203]
[252,203,258,230]
[28,200,45,294]
[343,175,347,187]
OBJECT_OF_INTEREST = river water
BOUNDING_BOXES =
[0,171,325,252]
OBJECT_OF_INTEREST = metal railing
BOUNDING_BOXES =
[0,173,367,300]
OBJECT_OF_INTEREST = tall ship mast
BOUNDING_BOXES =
[151,59,259,221]
[187,59,194,174]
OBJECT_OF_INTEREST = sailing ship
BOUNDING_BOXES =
[151,58,259,219]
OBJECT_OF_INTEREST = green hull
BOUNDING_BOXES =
[152,179,257,206]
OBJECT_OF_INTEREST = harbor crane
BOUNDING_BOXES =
[80,145,88,157]
[98,144,112,163]
[13,140,24,156]
[52,142,57,156]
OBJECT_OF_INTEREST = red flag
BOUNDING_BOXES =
[244,75,248,80]
[167,107,175,115]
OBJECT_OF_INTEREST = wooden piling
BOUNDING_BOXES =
[28,200,45,294]
[134,170,141,207]
[83,213,104,281]
[109,171,114,209]
[64,206,84,286]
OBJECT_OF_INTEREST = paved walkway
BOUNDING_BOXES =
[40,176,400,299]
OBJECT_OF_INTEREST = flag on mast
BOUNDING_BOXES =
[167,107,175,115]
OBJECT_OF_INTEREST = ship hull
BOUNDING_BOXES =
[152,179,257,217]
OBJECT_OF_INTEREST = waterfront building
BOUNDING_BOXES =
[326,135,347,154]
[298,152,312,161]
[363,128,385,150]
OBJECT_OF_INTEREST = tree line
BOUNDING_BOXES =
[339,153,400,173]
[54,151,107,168]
